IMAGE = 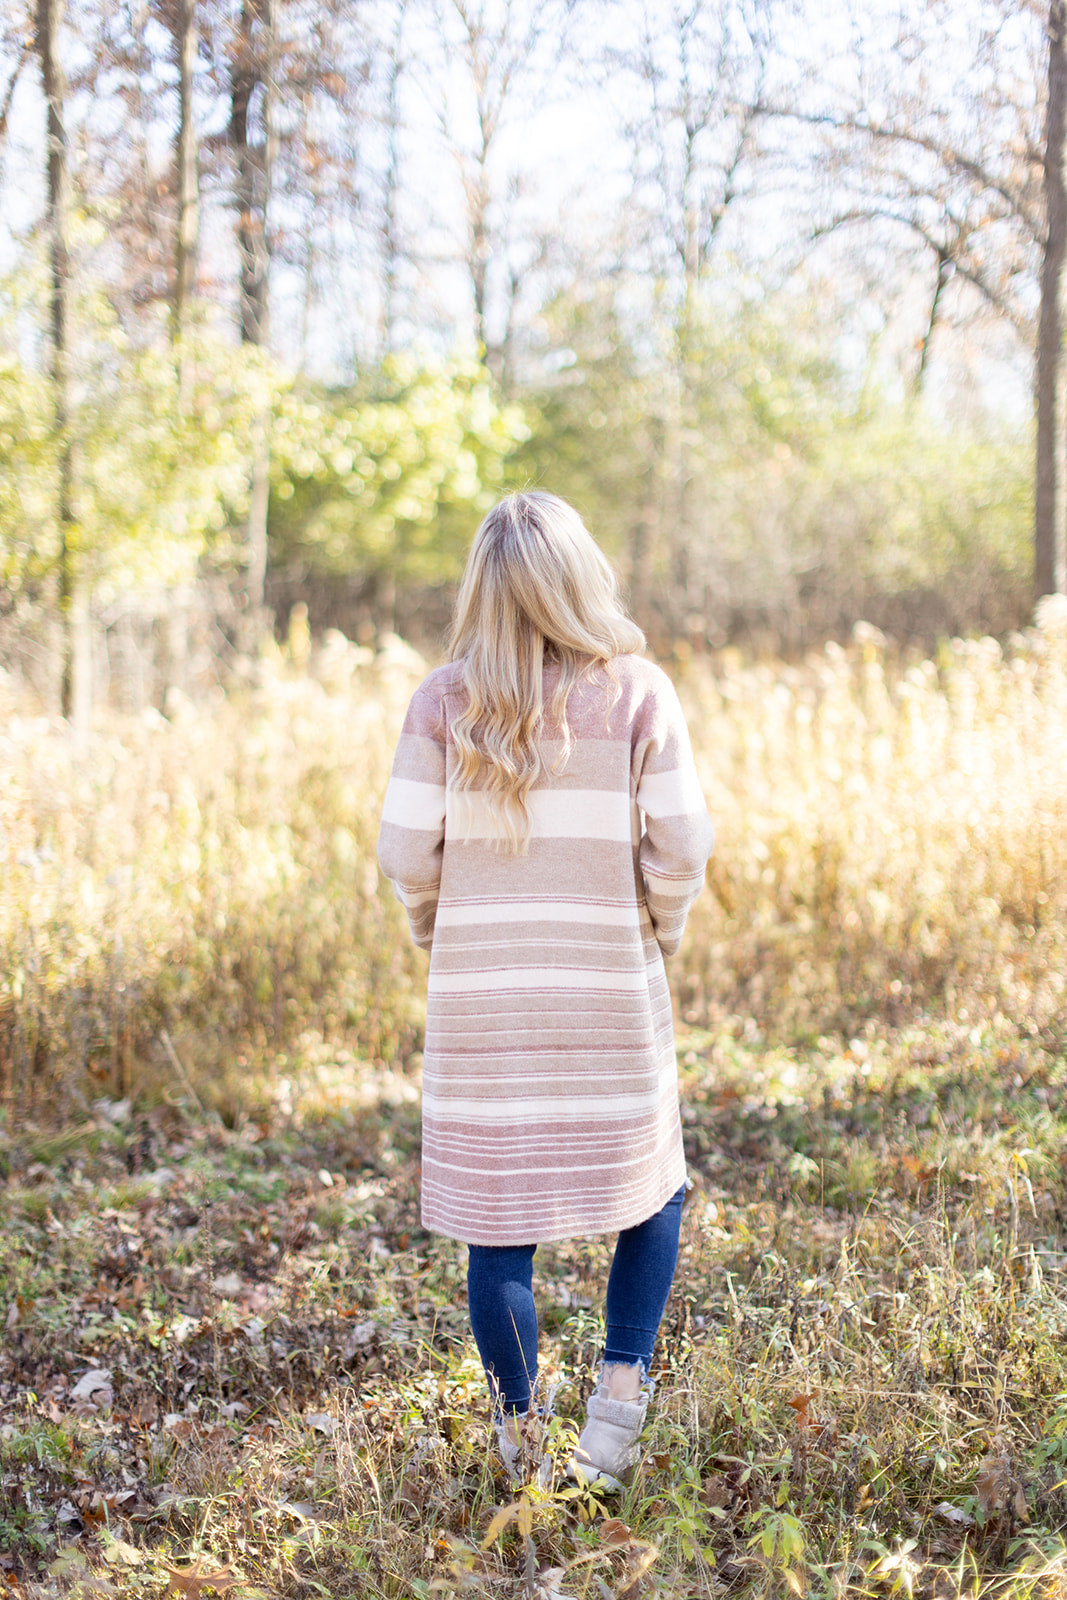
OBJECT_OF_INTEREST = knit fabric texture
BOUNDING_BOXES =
[377,652,715,1245]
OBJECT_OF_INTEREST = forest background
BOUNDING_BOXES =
[5,3,1067,1599]
[1,0,1060,713]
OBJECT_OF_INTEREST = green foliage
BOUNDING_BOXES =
[0,357,55,596]
[518,279,1030,630]
[0,285,271,604]
[268,354,529,584]
[792,401,1030,599]
[70,323,273,599]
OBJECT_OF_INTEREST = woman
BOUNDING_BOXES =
[377,491,714,1488]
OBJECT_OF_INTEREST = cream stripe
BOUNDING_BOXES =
[436,898,640,928]
[421,1089,669,1120]
[382,775,446,831]
[446,787,633,842]
[643,868,707,895]
[637,765,708,819]
[427,1025,654,1040]
[427,967,648,995]
[438,939,643,960]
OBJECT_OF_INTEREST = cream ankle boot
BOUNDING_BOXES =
[567,1365,650,1491]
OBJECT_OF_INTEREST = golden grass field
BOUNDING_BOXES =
[2,612,1067,1598]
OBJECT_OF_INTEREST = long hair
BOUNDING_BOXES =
[447,491,644,852]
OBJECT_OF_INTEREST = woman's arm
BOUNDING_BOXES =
[634,675,715,957]
[377,685,447,950]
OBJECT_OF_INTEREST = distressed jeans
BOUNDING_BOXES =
[466,1183,686,1415]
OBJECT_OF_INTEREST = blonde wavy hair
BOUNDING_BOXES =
[447,491,644,852]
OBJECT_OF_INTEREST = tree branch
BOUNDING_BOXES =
[0,41,29,156]
[812,205,1030,333]
[758,102,1042,242]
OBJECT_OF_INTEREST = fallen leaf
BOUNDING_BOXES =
[533,1569,577,1600]
[480,1498,534,1548]
[70,1368,113,1406]
[129,1396,159,1429]
[702,1472,730,1509]
[933,1501,974,1526]
[101,1538,143,1568]
[787,1392,814,1430]
[342,1319,377,1357]
[976,1448,1012,1519]
[599,1518,632,1546]
[49,1546,88,1578]
[162,1559,239,1598]
[277,1500,319,1521]
[72,1490,108,1528]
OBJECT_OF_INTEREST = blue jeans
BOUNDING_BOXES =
[466,1184,686,1415]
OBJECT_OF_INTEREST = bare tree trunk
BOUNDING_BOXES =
[156,0,201,704]
[1037,0,1067,600]
[379,0,407,358]
[469,148,491,369]
[230,0,275,650]
[173,0,200,357]
[232,0,273,348]
[36,0,86,730]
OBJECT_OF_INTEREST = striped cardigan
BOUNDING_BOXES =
[377,652,714,1245]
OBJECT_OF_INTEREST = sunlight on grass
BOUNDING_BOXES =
[1,619,1067,1595]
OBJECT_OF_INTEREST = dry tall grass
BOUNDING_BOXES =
[4,617,1067,1599]
[2,606,1067,1114]
[676,602,1067,1043]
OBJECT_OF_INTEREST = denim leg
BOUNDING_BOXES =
[603,1184,686,1371]
[466,1243,539,1415]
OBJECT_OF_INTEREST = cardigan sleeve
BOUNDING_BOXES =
[634,671,715,957]
[377,682,447,950]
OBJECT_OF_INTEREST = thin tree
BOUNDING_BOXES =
[35,0,89,728]
[1037,0,1067,599]
[173,0,201,359]
[229,0,276,644]
[379,0,409,358]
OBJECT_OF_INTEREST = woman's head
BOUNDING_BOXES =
[447,492,643,852]
[448,491,644,667]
